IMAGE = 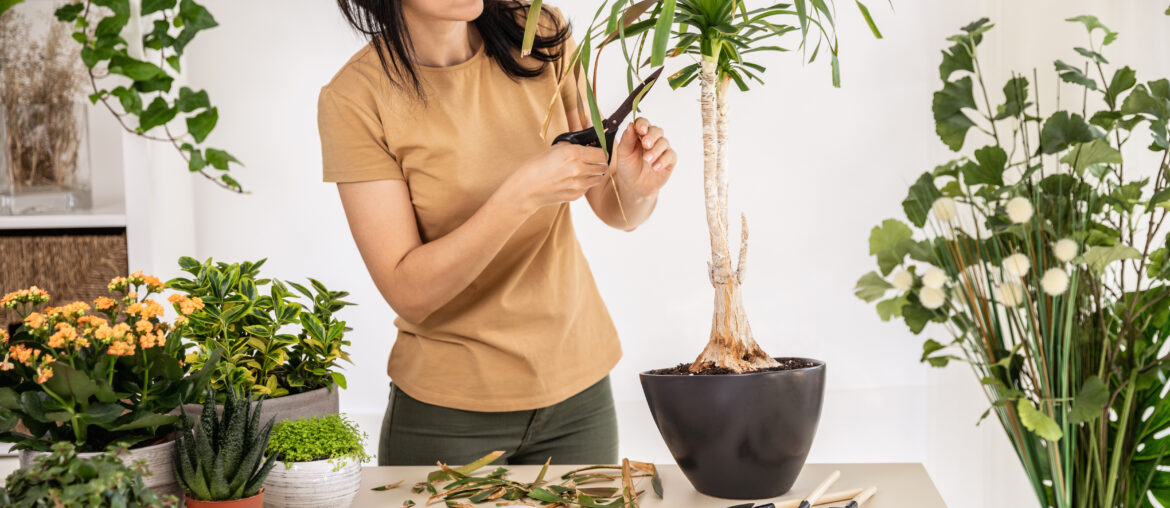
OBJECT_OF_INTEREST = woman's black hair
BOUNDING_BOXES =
[335,0,571,97]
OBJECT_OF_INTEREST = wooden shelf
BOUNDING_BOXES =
[0,202,126,231]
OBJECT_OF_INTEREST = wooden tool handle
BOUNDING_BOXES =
[855,486,878,505]
[805,470,841,505]
[774,488,863,508]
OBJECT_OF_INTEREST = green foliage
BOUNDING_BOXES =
[50,0,243,192]
[0,276,220,453]
[267,414,369,469]
[856,13,1170,508]
[166,257,355,400]
[0,442,176,507]
[173,387,278,501]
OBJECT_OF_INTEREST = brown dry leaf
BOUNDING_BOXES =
[621,459,637,508]
[372,480,405,491]
[578,487,619,498]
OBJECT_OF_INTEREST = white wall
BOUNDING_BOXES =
[159,1,1170,507]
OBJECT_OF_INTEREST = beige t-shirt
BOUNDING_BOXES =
[317,19,621,412]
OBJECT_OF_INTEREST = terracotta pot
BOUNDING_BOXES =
[640,358,826,499]
[262,458,362,507]
[185,489,264,508]
[178,386,339,427]
[19,438,181,500]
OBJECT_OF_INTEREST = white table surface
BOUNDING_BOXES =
[354,462,946,507]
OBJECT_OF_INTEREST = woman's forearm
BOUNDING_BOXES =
[588,181,658,232]
[384,192,532,322]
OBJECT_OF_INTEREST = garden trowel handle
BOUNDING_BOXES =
[798,470,841,508]
[845,486,878,508]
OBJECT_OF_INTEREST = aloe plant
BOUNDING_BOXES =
[173,387,279,501]
[524,0,883,372]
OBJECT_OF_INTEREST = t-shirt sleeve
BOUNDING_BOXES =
[317,86,405,183]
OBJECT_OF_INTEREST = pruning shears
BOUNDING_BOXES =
[552,67,664,161]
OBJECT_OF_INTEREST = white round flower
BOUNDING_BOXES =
[1053,238,1078,263]
[997,282,1025,307]
[891,269,914,291]
[1005,196,1034,224]
[1003,253,1032,279]
[922,267,948,289]
[931,197,958,223]
[1041,268,1070,295]
[919,286,946,309]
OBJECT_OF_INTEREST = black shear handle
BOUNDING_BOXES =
[552,126,618,162]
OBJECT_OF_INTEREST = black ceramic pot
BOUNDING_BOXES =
[639,358,826,499]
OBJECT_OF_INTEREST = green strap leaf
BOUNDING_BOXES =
[855,1,882,39]
[520,0,544,57]
[650,0,676,65]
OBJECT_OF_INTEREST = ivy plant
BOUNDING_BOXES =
[9,0,245,192]
[0,442,177,507]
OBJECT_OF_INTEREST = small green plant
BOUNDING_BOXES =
[267,414,370,470]
[173,387,278,501]
[166,257,355,400]
[0,441,176,507]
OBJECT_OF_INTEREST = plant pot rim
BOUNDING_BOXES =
[184,488,264,504]
[275,456,361,467]
[20,434,175,457]
[639,357,826,377]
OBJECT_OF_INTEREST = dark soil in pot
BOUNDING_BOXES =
[649,357,817,376]
[640,357,825,499]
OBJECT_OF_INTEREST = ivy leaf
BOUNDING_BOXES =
[108,54,166,81]
[1018,399,1063,441]
[141,0,176,15]
[54,3,84,21]
[205,149,240,170]
[869,218,914,276]
[177,87,211,112]
[876,295,908,321]
[1039,111,1097,154]
[1080,244,1141,273]
[138,97,177,133]
[933,76,978,151]
[1054,60,1097,91]
[186,107,218,143]
[902,172,943,227]
[110,86,142,115]
[1068,376,1109,424]
[994,76,1030,120]
[1107,66,1136,98]
[1060,139,1122,176]
[854,272,893,303]
[963,145,1007,185]
[173,0,218,53]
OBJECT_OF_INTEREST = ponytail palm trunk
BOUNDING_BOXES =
[691,57,778,373]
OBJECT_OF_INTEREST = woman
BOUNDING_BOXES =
[320,0,677,466]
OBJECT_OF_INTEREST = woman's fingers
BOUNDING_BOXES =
[644,137,671,166]
[653,148,677,172]
[640,124,664,151]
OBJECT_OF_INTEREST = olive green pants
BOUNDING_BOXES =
[378,377,618,466]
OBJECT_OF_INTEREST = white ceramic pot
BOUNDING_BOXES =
[261,457,362,508]
[18,438,182,500]
[179,386,340,427]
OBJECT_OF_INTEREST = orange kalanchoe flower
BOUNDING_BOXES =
[178,296,205,316]
[9,345,34,365]
[35,366,53,384]
[135,320,154,334]
[107,339,136,357]
[23,312,46,329]
[94,324,115,341]
[77,315,108,329]
[48,324,78,349]
[108,276,128,292]
[1,287,51,308]
[168,293,182,304]
[0,359,13,371]
[94,297,117,311]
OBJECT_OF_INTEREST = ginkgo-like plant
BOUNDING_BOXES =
[524,0,883,373]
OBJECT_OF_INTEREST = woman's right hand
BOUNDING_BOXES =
[499,143,610,213]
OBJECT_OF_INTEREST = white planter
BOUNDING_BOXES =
[179,386,340,427]
[261,457,362,508]
[18,438,181,500]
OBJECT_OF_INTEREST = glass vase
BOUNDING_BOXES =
[0,101,93,215]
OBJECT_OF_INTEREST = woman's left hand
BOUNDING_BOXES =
[611,117,676,199]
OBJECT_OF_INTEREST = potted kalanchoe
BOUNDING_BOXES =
[521,0,882,498]
[856,14,1170,508]
[0,442,177,507]
[167,257,355,424]
[0,273,219,499]
[174,387,278,508]
[261,413,370,507]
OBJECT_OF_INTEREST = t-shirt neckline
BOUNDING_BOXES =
[415,41,486,73]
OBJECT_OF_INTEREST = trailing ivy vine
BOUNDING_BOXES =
[47,0,244,192]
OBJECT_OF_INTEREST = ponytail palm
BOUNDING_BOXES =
[525,0,884,373]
